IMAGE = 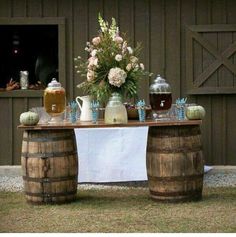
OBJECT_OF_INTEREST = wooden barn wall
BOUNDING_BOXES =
[0,0,236,165]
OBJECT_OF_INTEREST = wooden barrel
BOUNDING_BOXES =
[21,129,78,204]
[147,125,204,202]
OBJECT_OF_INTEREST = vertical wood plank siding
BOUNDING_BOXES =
[0,0,236,165]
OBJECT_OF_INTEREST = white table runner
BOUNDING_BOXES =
[74,127,149,183]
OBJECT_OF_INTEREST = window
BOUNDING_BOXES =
[0,18,65,91]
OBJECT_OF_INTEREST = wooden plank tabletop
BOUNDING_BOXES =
[18,119,202,130]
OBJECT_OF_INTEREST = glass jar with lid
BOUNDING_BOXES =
[104,92,128,124]
[44,78,66,123]
[149,74,172,120]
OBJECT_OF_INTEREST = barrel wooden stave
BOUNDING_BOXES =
[147,125,204,202]
[21,130,78,204]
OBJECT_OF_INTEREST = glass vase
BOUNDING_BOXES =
[104,92,128,124]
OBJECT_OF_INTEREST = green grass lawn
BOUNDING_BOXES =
[0,187,235,233]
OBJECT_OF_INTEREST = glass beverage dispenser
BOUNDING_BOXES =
[44,78,66,123]
[149,74,172,120]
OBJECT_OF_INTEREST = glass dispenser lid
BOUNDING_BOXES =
[47,78,61,88]
[149,74,171,93]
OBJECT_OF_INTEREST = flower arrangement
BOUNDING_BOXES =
[74,14,151,103]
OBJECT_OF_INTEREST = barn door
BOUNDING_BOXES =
[186,25,236,94]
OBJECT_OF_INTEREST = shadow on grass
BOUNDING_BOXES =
[1,187,236,208]
[71,192,151,209]
[69,187,236,207]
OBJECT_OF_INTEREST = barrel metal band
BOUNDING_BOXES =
[21,151,77,159]
[149,189,202,197]
[23,134,73,142]
[23,175,77,183]
[149,133,201,138]
[149,129,201,138]
[147,146,203,153]
[25,190,77,198]
[148,174,203,182]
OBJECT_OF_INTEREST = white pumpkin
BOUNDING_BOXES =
[20,111,39,125]
[186,106,206,120]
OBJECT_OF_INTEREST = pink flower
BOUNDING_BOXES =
[114,36,123,44]
[92,37,101,46]
[88,57,98,69]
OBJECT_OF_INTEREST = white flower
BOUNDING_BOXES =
[93,58,98,66]
[92,37,101,46]
[114,36,123,44]
[133,64,139,71]
[127,46,133,54]
[122,41,127,54]
[126,63,132,71]
[130,56,138,64]
[115,54,122,62]
[140,63,145,70]
[108,67,127,87]
[87,70,95,82]
[91,49,97,57]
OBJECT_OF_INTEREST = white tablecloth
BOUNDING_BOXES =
[74,127,149,183]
